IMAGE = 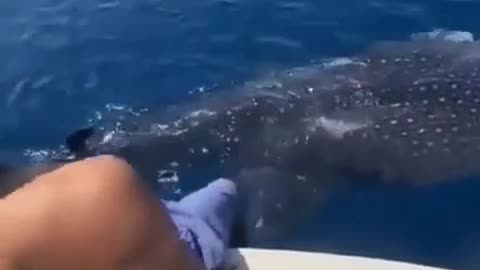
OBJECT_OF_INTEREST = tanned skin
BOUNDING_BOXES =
[0,155,204,270]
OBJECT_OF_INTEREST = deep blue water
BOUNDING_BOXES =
[2,0,480,269]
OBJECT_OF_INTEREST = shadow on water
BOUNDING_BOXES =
[271,174,480,270]
[149,162,480,270]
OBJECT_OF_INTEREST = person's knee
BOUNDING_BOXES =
[0,155,190,270]
[67,155,137,185]
[40,156,159,249]
[7,155,147,219]
[49,155,141,199]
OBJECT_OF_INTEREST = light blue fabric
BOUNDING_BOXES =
[164,178,239,270]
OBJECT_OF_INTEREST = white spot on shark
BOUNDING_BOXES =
[157,170,179,183]
[188,110,217,118]
[255,217,264,229]
[309,117,369,139]
[323,57,365,68]
[101,131,116,144]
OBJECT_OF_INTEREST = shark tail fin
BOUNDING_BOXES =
[65,126,96,156]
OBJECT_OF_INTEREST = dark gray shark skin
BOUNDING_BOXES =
[5,37,480,244]
[69,38,480,185]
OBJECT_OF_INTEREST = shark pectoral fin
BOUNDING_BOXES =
[234,167,325,246]
[65,126,96,156]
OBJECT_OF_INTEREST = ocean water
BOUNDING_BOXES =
[1,0,480,269]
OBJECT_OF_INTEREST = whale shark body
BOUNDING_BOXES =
[4,34,480,243]
[67,37,480,185]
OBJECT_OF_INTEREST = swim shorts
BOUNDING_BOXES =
[163,178,239,270]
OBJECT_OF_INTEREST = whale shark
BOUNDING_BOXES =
[64,37,480,184]
[4,34,480,244]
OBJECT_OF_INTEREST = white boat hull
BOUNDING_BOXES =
[224,248,452,270]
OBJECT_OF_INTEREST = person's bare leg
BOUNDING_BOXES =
[0,155,203,270]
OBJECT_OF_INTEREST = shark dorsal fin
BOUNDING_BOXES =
[65,126,96,155]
